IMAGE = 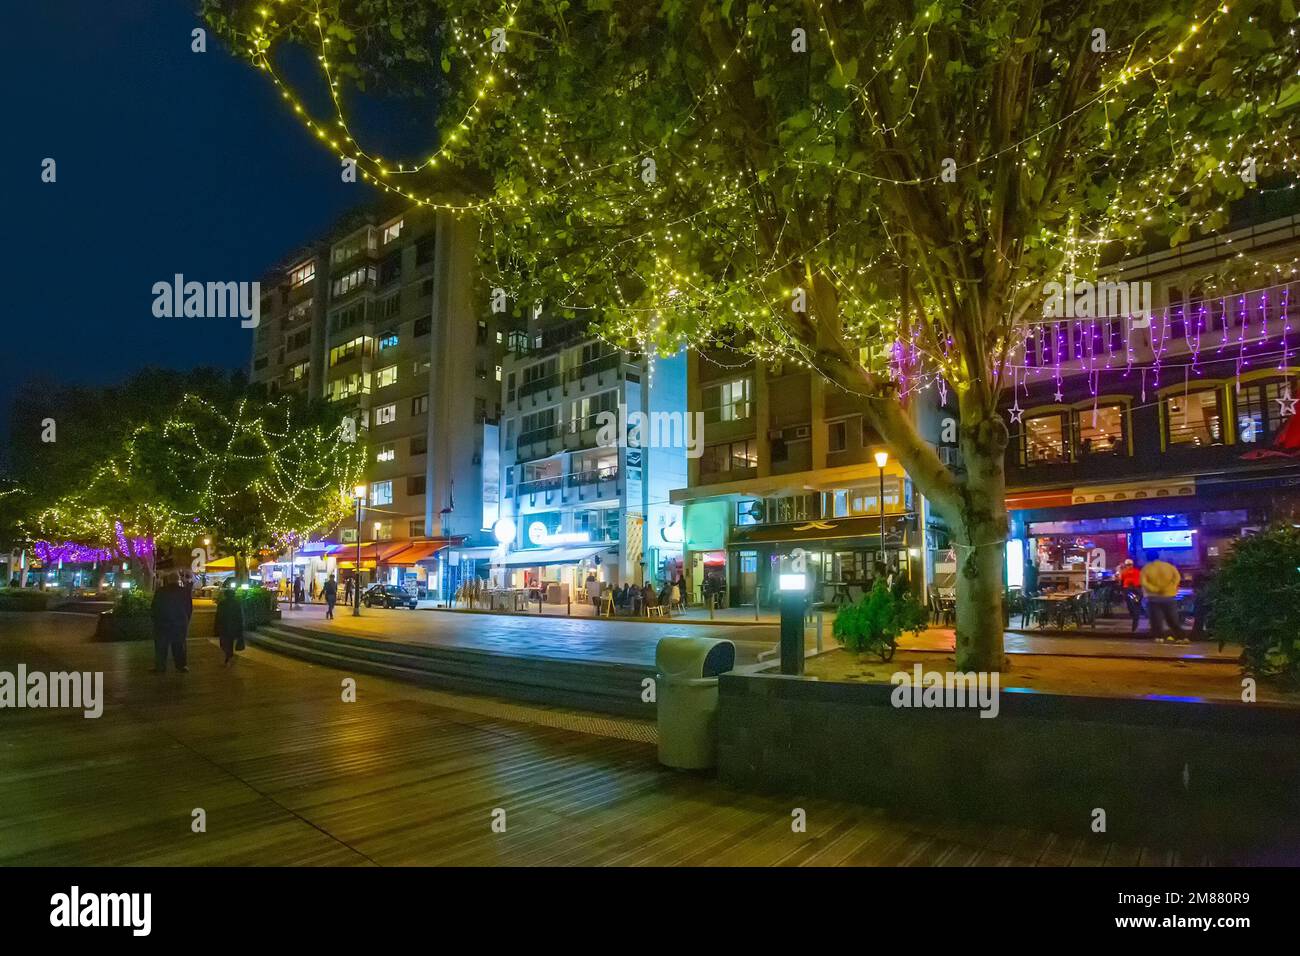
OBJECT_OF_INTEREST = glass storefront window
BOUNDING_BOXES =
[1236,379,1296,444]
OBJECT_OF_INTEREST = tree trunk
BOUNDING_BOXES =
[952,399,1010,672]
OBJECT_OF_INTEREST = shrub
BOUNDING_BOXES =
[114,588,153,617]
[832,580,929,661]
[0,588,54,611]
[1204,525,1300,687]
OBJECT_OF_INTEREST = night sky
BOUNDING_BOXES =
[2,0,429,448]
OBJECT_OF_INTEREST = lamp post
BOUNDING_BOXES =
[874,450,889,571]
[353,484,366,616]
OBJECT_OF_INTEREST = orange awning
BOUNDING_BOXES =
[385,537,464,566]
[205,556,260,572]
[1005,490,1074,511]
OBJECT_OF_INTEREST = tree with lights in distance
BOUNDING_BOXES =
[206,0,1300,668]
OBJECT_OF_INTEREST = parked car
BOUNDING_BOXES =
[363,584,418,609]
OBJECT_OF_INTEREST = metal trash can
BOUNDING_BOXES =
[655,636,736,769]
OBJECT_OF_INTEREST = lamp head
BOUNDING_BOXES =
[873,450,889,469]
[353,484,367,500]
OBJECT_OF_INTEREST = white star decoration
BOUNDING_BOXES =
[1054,387,1064,403]
[1277,385,1298,419]
[1008,404,1023,424]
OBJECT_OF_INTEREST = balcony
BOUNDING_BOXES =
[518,373,562,399]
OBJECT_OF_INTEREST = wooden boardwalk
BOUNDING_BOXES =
[0,612,1216,866]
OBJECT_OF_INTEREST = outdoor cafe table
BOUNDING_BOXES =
[1028,591,1086,630]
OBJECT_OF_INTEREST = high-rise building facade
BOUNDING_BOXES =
[250,202,505,599]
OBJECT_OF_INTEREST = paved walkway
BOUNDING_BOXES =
[277,601,1234,665]
[0,612,1228,865]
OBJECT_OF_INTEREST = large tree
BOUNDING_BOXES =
[206,0,1300,668]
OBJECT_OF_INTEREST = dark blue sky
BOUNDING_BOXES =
[2,0,395,442]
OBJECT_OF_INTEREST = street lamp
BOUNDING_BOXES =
[353,484,366,616]
[874,450,889,572]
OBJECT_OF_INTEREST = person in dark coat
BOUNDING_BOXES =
[293,575,305,607]
[323,574,339,619]
[215,582,246,666]
[150,572,192,672]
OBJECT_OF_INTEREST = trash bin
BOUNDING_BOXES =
[655,636,736,769]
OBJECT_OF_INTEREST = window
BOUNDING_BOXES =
[374,403,397,426]
[330,302,367,334]
[413,315,431,337]
[702,378,753,423]
[331,264,376,297]
[372,520,392,542]
[570,390,618,432]
[1165,390,1223,447]
[382,219,404,245]
[289,261,315,288]
[379,254,401,287]
[409,434,428,456]
[286,328,311,351]
[416,236,436,265]
[495,365,503,382]
[407,475,426,496]
[1236,379,1296,445]
[1023,412,1069,464]
[253,355,268,371]
[412,358,430,375]
[327,373,368,402]
[375,443,396,463]
[375,365,398,389]
[288,361,309,382]
[408,520,425,538]
[702,439,757,474]
[1074,404,1126,457]
[329,336,370,366]
[411,394,429,416]
[379,294,400,320]
[477,320,489,345]
[378,331,399,350]
[828,420,848,453]
[286,298,313,324]
[370,481,393,507]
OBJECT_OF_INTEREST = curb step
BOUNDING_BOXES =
[248,625,655,718]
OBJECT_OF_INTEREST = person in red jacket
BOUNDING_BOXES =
[1118,559,1143,633]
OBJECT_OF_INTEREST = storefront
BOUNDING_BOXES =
[495,542,619,603]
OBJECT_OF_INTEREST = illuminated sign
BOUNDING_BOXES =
[528,521,589,547]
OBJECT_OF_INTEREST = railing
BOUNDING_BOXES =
[518,373,561,398]
[517,422,563,447]
[518,475,564,496]
[567,466,620,487]
[566,352,622,381]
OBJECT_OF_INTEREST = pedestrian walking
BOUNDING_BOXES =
[1141,552,1186,643]
[150,571,192,673]
[309,577,317,603]
[323,574,339,619]
[216,581,246,666]
[1118,559,1143,632]
[589,576,603,610]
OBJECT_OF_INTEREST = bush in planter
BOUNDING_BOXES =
[96,588,154,641]
[0,588,54,611]
[1203,525,1300,686]
[832,580,929,661]
[214,586,278,631]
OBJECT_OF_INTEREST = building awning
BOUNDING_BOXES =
[387,538,465,565]
[495,544,614,568]
[1069,478,1196,506]
[205,556,260,572]
[669,461,908,504]
[1006,489,1075,511]
[729,514,912,546]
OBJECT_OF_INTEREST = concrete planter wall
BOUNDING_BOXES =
[718,670,1300,849]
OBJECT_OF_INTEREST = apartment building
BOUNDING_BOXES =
[494,315,687,600]
[671,349,951,609]
[250,202,505,599]
[1000,193,1300,592]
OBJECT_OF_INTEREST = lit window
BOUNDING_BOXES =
[374,404,397,426]
[1074,405,1126,456]
[382,219,404,244]
[1023,412,1069,464]
[1165,390,1222,447]
[370,481,393,507]
[378,333,399,350]
[375,365,398,389]
[289,262,315,288]
[495,365,503,382]
[376,443,396,463]
[411,394,429,415]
